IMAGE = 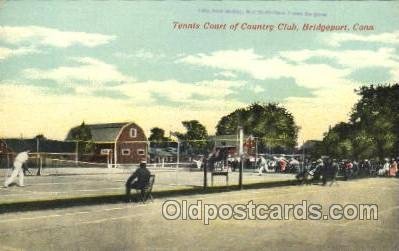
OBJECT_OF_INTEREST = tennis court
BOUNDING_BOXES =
[0,166,295,204]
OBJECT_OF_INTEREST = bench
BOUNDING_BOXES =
[135,175,155,203]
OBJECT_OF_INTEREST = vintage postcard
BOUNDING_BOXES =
[0,1,398,250]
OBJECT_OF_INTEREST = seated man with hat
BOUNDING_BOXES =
[125,160,151,202]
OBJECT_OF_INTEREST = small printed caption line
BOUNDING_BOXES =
[173,22,375,32]
[198,8,328,18]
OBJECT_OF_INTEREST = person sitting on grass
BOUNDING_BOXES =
[125,160,151,202]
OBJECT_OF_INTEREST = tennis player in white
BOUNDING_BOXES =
[4,150,30,187]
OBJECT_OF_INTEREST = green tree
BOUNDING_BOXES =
[350,84,399,159]
[319,83,399,160]
[352,129,376,160]
[148,127,172,148]
[33,134,47,140]
[321,122,355,159]
[216,103,299,152]
[69,121,94,154]
[175,120,208,154]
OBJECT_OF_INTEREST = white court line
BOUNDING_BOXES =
[0,203,148,224]
[0,183,199,197]
[0,244,23,251]
[63,211,90,216]
[103,207,125,211]
[0,184,195,197]
[80,212,153,225]
[0,188,123,197]
[30,181,123,186]
[0,214,63,223]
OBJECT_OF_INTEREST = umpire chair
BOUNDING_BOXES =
[135,174,155,203]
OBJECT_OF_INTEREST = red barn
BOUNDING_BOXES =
[66,122,147,165]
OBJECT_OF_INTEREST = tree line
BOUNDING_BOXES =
[150,103,298,154]
[312,83,399,160]
[69,83,398,159]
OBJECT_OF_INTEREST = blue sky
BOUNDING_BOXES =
[0,1,398,143]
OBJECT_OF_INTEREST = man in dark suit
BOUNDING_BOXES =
[126,161,151,202]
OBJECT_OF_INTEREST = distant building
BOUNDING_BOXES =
[65,122,147,164]
[208,134,240,148]
[148,147,177,163]
[208,134,255,157]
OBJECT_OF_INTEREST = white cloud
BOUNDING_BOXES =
[326,30,399,47]
[0,46,40,60]
[179,49,274,79]
[253,85,264,93]
[0,25,115,48]
[113,50,165,60]
[179,46,399,89]
[178,49,350,89]
[0,81,242,139]
[280,47,399,69]
[134,50,164,60]
[215,71,237,78]
[281,47,399,83]
[113,79,245,109]
[23,57,134,84]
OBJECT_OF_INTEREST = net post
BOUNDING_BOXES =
[7,152,10,170]
[203,158,207,190]
[36,137,40,169]
[107,150,111,168]
[238,127,243,190]
[176,139,180,169]
[36,153,42,176]
[113,142,118,168]
[75,141,79,167]
[175,139,180,185]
